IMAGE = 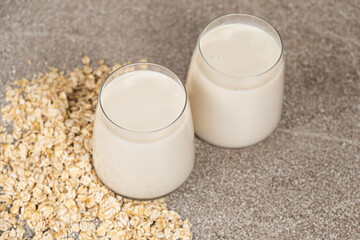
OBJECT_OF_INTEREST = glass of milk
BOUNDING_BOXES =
[186,14,285,148]
[93,63,195,200]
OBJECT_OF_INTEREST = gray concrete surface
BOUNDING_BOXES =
[1,0,359,239]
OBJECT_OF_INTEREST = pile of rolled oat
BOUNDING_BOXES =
[0,57,192,239]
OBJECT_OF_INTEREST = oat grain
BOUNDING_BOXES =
[0,57,192,240]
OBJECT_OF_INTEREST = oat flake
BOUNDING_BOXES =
[0,57,192,240]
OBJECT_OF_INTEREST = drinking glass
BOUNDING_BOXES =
[93,63,195,200]
[186,14,285,148]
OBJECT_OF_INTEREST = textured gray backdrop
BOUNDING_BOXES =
[1,0,359,239]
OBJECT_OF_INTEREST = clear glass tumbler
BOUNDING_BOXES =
[186,14,285,148]
[93,63,195,200]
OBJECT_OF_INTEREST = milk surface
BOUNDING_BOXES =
[186,21,285,147]
[101,70,185,132]
[93,69,194,199]
[200,23,280,77]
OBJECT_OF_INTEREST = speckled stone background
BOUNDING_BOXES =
[1,0,359,239]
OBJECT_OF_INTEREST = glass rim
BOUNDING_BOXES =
[98,62,188,134]
[197,13,284,79]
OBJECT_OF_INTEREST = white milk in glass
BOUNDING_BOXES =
[93,65,194,199]
[186,14,285,148]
